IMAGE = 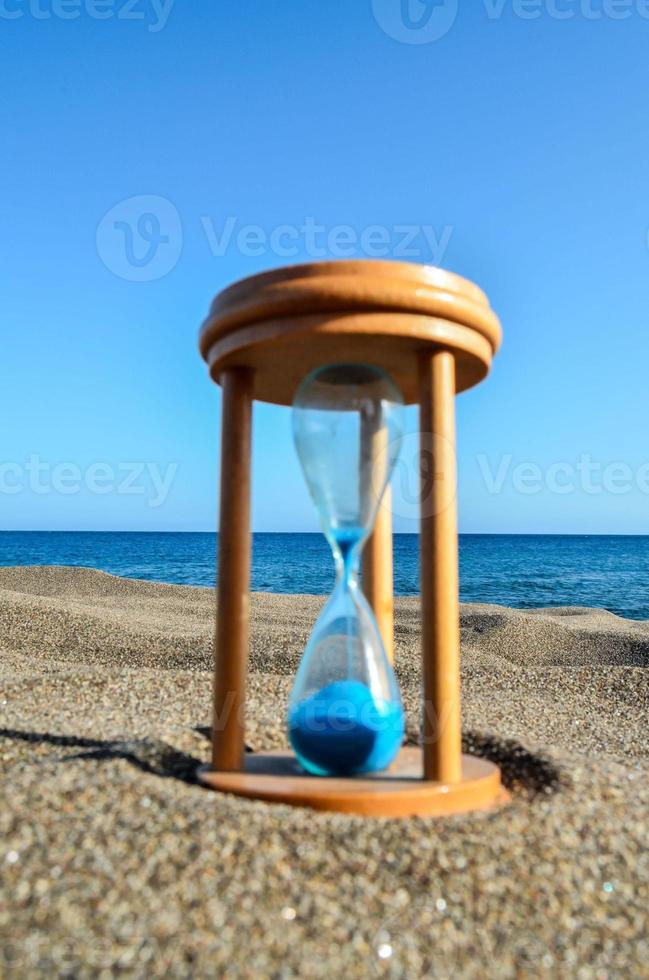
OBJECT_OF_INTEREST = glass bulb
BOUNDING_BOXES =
[288,363,405,777]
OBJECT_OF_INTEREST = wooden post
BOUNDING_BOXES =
[419,350,462,784]
[361,408,394,663]
[211,367,254,772]
[363,490,395,664]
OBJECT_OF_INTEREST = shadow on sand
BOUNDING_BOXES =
[0,728,201,784]
[0,727,563,798]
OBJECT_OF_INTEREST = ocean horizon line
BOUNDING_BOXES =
[2,529,649,617]
[3,529,649,538]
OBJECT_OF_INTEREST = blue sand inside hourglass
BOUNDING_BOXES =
[288,679,405,777]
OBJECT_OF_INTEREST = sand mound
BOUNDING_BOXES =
[0,566,647,977]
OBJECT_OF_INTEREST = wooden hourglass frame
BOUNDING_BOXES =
[198,260,507,818]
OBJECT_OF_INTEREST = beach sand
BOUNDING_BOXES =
[0,565,647,977]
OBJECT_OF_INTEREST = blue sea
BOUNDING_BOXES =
[1,531,649,620]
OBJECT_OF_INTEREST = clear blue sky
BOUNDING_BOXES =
[2,1,649,533]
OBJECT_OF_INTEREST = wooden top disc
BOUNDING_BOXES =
[199,260,502,405]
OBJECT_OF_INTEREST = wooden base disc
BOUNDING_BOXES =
[197,748,508,818]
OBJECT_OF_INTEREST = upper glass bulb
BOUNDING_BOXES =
[293,363,404,550]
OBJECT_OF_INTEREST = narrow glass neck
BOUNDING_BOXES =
[332,533,364,588]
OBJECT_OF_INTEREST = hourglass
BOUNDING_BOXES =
[288,364,404,777]
[197,259,507,817]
